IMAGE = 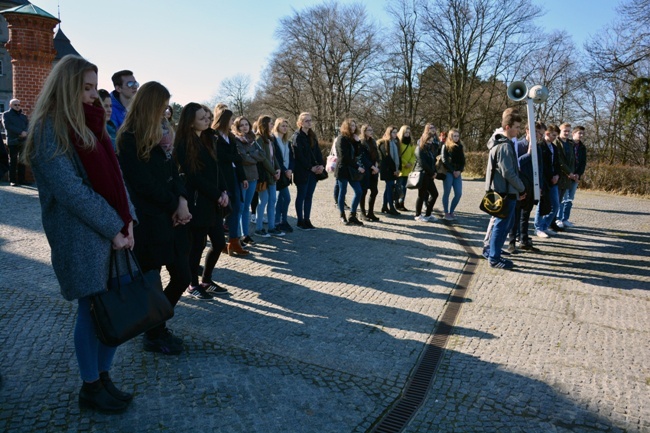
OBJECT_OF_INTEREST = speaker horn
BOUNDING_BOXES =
[528,85,549,104]
[507,81,528,102]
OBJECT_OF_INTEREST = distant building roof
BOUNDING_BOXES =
[1,3,59,21]
[53,27,79,59]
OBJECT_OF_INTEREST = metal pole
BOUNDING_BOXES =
[526,98,540,201]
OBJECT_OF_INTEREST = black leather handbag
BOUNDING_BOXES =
[90,250,173,347]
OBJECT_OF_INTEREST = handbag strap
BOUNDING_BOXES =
[487,149,498,190]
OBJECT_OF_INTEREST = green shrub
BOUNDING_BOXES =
[463,152,650,197]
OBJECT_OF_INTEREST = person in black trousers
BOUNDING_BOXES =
[413,124,439,222]
[175,103,231,300]
[359,124,380,221]
[117,82,191,355]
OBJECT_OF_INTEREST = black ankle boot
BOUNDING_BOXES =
[100,372,133,402]
[79,380,129,413]
[340,212,349,225]
[348,212,364,226]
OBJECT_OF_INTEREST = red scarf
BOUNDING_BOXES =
[71,103,133,235]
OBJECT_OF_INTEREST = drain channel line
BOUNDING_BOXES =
[369,224,478,433]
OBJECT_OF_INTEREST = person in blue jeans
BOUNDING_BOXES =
[254,115,284,237]
[233,116,263,245]
[292,112,325,230]
[334,118,365,225]
[484,110,526,269]
[534,124,561,238]
[377,126,401,215]
[441,128,466,220]
[273,118,294,232]
[556,125,587,227]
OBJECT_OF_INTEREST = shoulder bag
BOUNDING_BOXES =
[479,152,508,219]
[90,250,173,347]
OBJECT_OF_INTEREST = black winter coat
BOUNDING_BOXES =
[175,135,228,228]
[118,131,187,268]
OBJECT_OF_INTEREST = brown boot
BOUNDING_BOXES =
[227,237,249,256]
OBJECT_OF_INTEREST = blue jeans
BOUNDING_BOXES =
[295,174,317,222]
[239,180,257,236]
[75,297,117,382]
[557,181,578,222]
[442,173,463,214]
[257,184,277,231]
[383,180,395,208]
[333,183,340,204]
[534,184,559,232]
[337,178,362,214]
[275,186,291,225]
[488,198,516,263]
[227,176,243,238]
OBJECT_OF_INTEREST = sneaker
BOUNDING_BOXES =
[415,215,429,222]
[184,285,214,300]
[507,243,517,254]
[241,235,256,245]
[518,241,540,252]
[544,229,555,236]
[549,221,564,232]
[563,220,574,228]
[143,331,184,355]
[202,281,229,296]
[482,247,489,259]
[254,229,271,238]
[250,214,257,223]
[444,213,455,221]
[555,220,565,229]
[268,227,286,237]
[489,258,514,269]
[278,222,293,233]
[535,230,549,238]
[296,221,308,230]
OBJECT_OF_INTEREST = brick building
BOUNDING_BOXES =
[0,0,79,113]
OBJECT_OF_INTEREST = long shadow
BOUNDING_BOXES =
[0,286,630,433]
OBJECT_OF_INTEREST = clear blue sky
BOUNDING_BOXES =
[33,0,619,106]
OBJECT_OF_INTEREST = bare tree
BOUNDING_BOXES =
[259,2,382,139]
[419,0,542,146]
[385,0,426,127]
[215,74,252,116]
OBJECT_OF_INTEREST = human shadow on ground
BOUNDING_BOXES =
[0,285,630,433]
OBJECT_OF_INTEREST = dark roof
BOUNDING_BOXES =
[53,27,80,59]
[1,3,59,21]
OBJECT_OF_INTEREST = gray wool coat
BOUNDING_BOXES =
[30,120,137,301]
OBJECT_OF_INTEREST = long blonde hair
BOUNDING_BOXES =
[273,117,290,142]
[116,81,170,161]
[445,128,461,150]
[24,55,99,164]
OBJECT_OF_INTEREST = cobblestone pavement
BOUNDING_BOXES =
[0,177,648,433]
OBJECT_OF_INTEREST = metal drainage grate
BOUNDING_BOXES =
[369,224,478,433]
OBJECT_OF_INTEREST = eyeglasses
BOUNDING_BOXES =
[125,81,139,89]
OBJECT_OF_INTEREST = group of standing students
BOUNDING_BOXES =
[332,119,466,225]
[23,55,330,414]
[24,54,467,415]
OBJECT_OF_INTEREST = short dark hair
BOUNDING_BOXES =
[98,89,110,101]
[111,70,133,88]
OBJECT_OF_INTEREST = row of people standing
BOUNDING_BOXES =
[332,120,466,224]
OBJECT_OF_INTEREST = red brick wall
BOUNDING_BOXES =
[4,13,58,116]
